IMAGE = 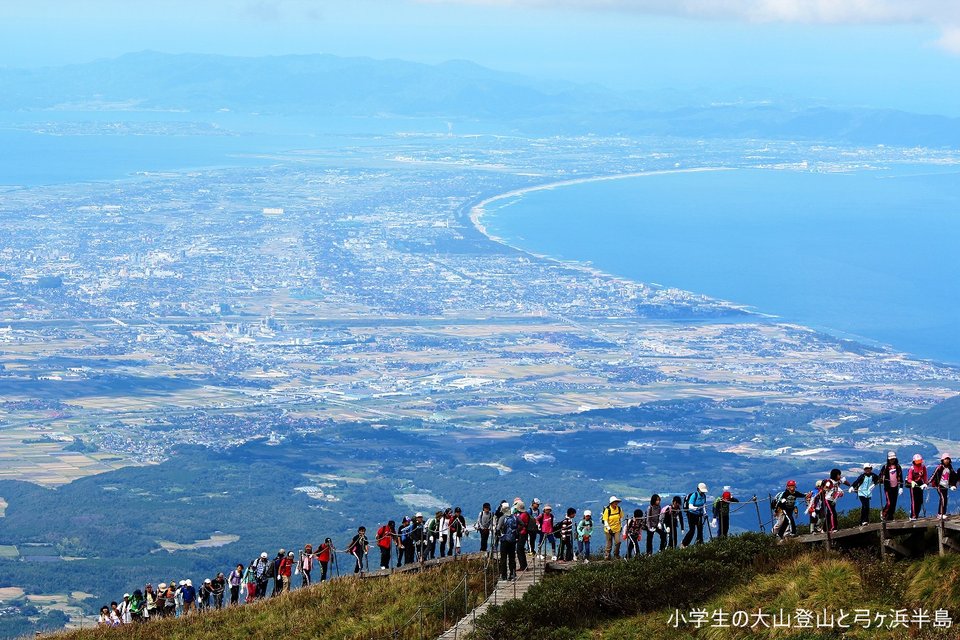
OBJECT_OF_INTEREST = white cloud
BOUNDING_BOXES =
[936,25,960,54]
[425,0,958,25]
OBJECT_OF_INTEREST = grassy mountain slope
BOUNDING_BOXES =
[46,557,495,640]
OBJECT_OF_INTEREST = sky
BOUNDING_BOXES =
[2,0,959,115]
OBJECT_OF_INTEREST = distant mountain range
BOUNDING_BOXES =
[2,51,958,146]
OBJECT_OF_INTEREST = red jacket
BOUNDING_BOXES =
[907,464,928,486]
[317,544,331,563]
[278,558,293,578]
[377,526,393,549]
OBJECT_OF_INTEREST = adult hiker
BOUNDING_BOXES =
[646,494,668,554]
[624,508,644,559]
[118,593,132,624]
[243,565,257,603]
[181,579,196,616]
[879,451,904,521]
[251,552,271,598]
[404,514,423,565]
[396,517,411,567]
[536,504,557,559]
[527,498,543,554]
[228,564,244,605]
[475,503,494,554]
[174,580,184,617]
[377,520,397,570]
[682,483,709,547]
[271,549,286,596]
[160,582,176,618]
[317,538,333,582]
[493,500,510,551]
[211,572,226,608]
[773,480,802,538]
[349,526,369,574]
[577,509,594,562]
[198,579,212,611]
[602,496,624,559]
[851,464,881,526]
[930,455,958,520]
[278,552,295,592]
[558,507,577,562]
[906,454,928,521]
[662,496,684,548]
[450,507,468,557]
[299,544,314,586]
[438,508,452,558]
[822,469,850,532]
[497,501,520,581]
[712,490,739,538]
[514,499,532,571]
[128,589,145,622]
[426,510,442,559]
[806,481,825,533]
[143,583,157,620]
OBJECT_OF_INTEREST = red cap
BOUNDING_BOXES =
[722,491,732,500]
[786,480,797,487]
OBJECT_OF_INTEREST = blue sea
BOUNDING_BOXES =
[485,168,960,365]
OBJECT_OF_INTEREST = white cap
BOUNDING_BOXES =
[179,580,186,586]
[123,593,130,598]
[609,495,621,504]
[723,486,731,492]
[204,579,211,584]
[158,583,167,590]
[698,482,708,493]
[913,454,924,463]
[261,552,268,558]
[888,451,897,459]
[186,580,192,587]
[583,510,592,517]
[415,512,423,518]
[532,498,540,504]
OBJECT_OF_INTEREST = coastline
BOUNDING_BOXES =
[466,166,764,317]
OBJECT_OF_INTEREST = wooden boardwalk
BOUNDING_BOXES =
[437,558,544,640]
[793,516,960,557]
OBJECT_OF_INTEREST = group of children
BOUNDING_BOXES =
[770,451,958,537]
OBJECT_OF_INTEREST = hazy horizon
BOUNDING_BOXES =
[3,0,960,116]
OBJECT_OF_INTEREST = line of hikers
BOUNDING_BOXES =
[97,452,960,624]
[771,451,958,538]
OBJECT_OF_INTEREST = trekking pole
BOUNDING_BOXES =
[753,495,765,533]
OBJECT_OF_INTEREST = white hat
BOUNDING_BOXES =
[583,510,592,517]
[179,580,186,586]
[864,463,874,469]
[123,593,130,598]
[158,583,167,590]
[609,495,621,504]
[532,498,540,504]
[415,512,423,518]
[261,552,268,558]
[698,482,708,493]
[913,454,924,463]
[186,580,192,587]
[888,451,897,459]
[204,579,211,584]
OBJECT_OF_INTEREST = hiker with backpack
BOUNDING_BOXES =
[806,481,825,533]
[251,552,271,598]
[558,507,577,562]
[497,503,520,581]
[879,451,904,521]
[228,565,244,605]
[646,494,669,554]
[398,517,414,566]
[711,490,739,538]
[930,455,957,520]
[269,550,285,596]
[682,483,709,547]
[602,496,624,559]
[426,511,441,560]
[535,505,557,560]
[348,527,369,574]
[662,496,684,548]
[376,520,397,571]
[577,510,594,562]
[822,469,850,532]
[851,464,881,526]
[451,507,468,557]
[624,508,644,559]
[527,498,543,554]
[773,480,802,538]
[476,503,494,554]
[514,499,532,571]
[907,454,928,521]
[438,508,452,558]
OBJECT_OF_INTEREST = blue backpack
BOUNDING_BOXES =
[501,514,518,543]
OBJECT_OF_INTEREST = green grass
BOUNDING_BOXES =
[0,545,18,559]
[46,558,497,640]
